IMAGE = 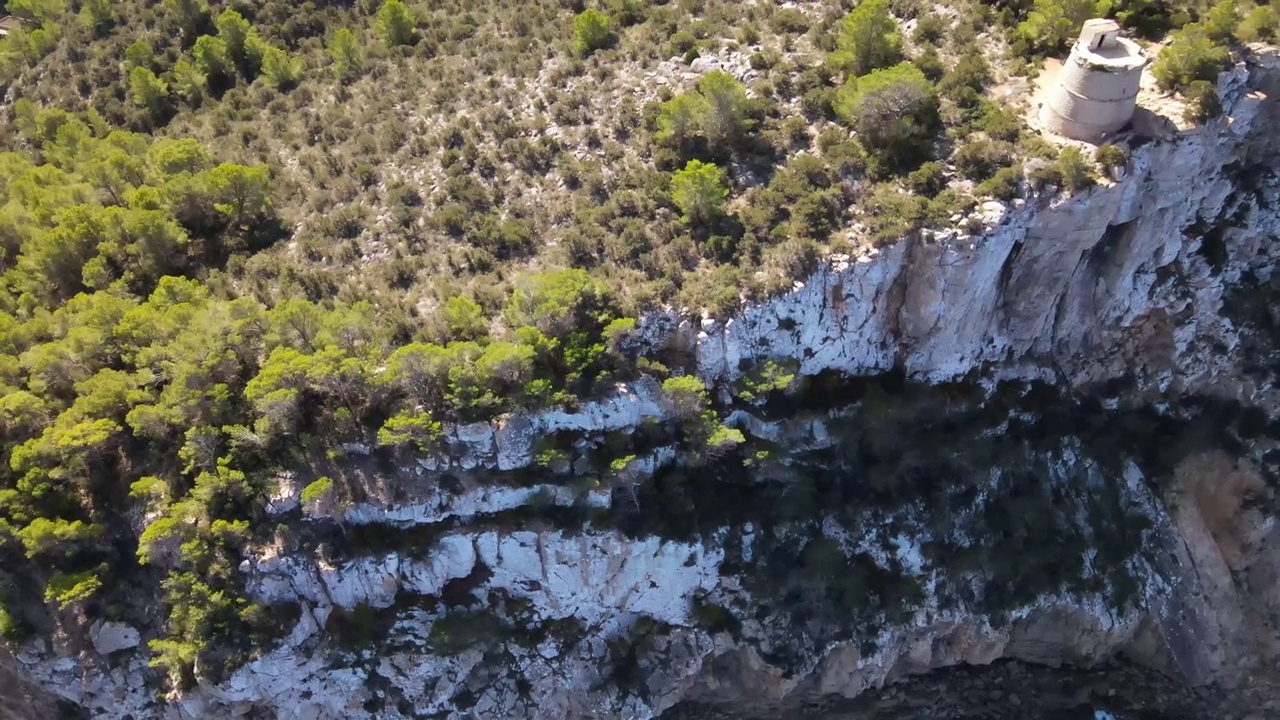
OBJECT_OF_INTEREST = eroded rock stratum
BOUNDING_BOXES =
[15,57,1280,720]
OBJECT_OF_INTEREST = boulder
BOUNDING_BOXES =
[91,622,140,655]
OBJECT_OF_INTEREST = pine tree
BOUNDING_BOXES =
[375,0,417,47]
[831,0,903,76]
[328,27,363,79]
[573,9,614,55]
[671,160,729,226]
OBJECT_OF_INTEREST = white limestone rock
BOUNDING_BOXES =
[90,622,140,655]
[15,60,1280,720]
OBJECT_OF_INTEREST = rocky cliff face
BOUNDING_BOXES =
[13,56,1280,720]
[694,60,1278,398]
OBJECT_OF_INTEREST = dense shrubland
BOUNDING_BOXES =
[0,0,1271,696]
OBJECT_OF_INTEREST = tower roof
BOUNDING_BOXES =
[1072,18,1147,71]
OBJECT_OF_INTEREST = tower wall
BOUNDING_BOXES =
[1038,22,1148,143]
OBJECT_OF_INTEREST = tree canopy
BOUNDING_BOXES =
[835,62,939,175]
[831,0,903,77]
[656,71,752,156]
[671,160,729,226]
[1017,0,1113,54]
[1151,22,1232,89]
[573,9,614,55]
[376,0,417,47]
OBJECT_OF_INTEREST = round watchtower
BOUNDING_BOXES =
[1038,19,1149,143]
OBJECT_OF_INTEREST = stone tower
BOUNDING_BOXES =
[1038,19,1149,143]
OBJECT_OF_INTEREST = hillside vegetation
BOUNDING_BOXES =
[0,0,1272,694]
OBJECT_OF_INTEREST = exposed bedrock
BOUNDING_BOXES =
[12,57,1280,720]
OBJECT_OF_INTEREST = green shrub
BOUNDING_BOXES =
[605,0,645,26]
[45,569,104,609]
[925,188,972,225]
[905,161,946,197]
[129,67,169,118]
[830,0,903,76]
[376,0,417,47]
[1026,160,1063,191]
[377,411,443,452]
[1094,144,1127,171]
[661,375,709,420]
[1017,0,1111,55]
[656,71,750,156]
[975,165,1023,201]
[865,182,930,243]
[328,28,363,79]
[79,0,116,35]
[1203,0,1239,43]
[695,71,750,154]
[770,8,810,34]
[574,9,614,56]
[1150,23,1230,90]
[834,62,939,176]
[669,29,697,55]
[260,47,303,91]
[912,47,945,82]
[671,160,729,225]
[939,51,990,99]
[913,13,947,45]
[300,476,334,508]
[1183,80,1222,123]
[1057,147,1095,193]
[1237,6,1276,43]
[0,605,19,642]
[977,103,1022,142]
[706,424,745,454]
[735,359,799,402]
[953,140,1012,182]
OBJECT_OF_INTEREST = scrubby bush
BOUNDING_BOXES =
[1017,0,1112,55]
[913,13,947,45]
[1057,147,1095,193]
[830,0,902,76]
[1150,23,1230,90]
[1237,6,1276,42]
[300,476,335,510]
[671,160,729,225]
[953,140,1012,182]
[606,0,645,26]
[905,161,946,197]
[130,67,169,119]
[975,165,1023,201]
[1027,159,1064,191]
[328,28,363,79]
[696,71,751,154]
[912,46,945,82]
[770,8,810,34]
[1203,0,1239,43]
[1094,144,1127,171]
[864,183,930,243]
[574,9,614,56]
[834,62,939,176]
[376,0,417,47]
[0,605,20,642]
[939,51,990,99]
[655,71,751,156]
[976,103,1022,142]
[1183,80,1223,123]
[260,47,303,90]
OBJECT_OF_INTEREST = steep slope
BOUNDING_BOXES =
[12,55,1280,720]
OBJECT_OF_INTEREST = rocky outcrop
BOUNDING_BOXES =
[695,57,1279,401]
[88,622,140,656]
[12,57,1280,720]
